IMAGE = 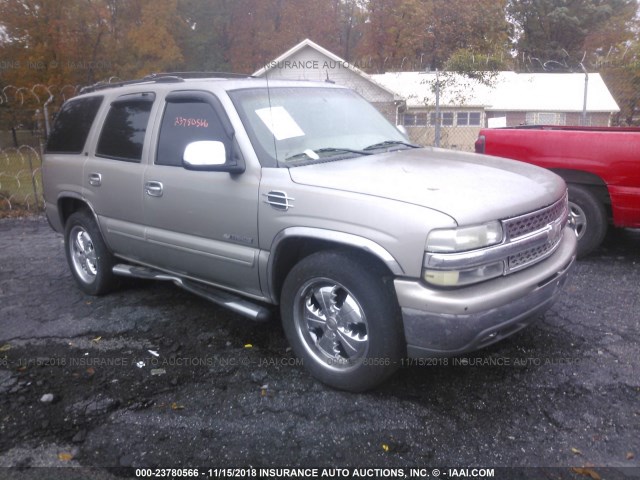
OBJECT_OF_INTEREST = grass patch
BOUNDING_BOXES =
[0,147,44,212]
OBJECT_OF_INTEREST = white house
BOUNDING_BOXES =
[253,39,403,124]
[257,40,620,150]
[373,71,620,149]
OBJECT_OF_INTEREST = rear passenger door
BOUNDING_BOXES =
[142,91,262,297]
[83,92,156,262]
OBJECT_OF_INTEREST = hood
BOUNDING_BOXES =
[287,147,566,225]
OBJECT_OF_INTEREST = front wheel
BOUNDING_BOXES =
[280,250,405,391]
[64,210,118,295]
[567,184,608,257]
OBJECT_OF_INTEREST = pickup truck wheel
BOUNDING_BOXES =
[64,211,118,295]
[568,184,607,257]
[280,251,404,391]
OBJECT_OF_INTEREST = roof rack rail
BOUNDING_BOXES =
[146,71,253,80]
[79,76,183,94]
[79,71,252,94]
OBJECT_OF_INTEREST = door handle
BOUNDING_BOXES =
[88,173,102,186]
[144,181,163,197]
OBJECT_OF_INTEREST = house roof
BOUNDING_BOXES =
[372,71,620,113]
[253,38,401,99]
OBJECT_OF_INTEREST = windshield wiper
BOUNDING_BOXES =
[363,140,420,151]
[315,147,373,156]
[285,147,372,162]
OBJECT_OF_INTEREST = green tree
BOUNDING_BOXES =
[508,0,638,69]
[175,0,232,72]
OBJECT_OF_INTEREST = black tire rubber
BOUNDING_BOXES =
[280,250,405,392]
[568,184,608,258]
[64,210,118,295]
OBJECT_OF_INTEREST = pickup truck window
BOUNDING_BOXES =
[46,96,103,154]
[229,87,406,166]
[156,101,230,167]
[96,96,154,162]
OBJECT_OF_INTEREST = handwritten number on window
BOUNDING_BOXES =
[174,116,209,128]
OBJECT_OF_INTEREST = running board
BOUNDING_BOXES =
[112,264,271,322]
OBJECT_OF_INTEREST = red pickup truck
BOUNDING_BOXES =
[475,126,640,256]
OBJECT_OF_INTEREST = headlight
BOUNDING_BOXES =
[423,221,505,287]
[426,221,503,253]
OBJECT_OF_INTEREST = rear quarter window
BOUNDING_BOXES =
[46,96,104,154]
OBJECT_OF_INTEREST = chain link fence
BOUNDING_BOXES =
[0,84,80,213]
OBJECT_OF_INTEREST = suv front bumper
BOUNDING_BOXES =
[395,226,577,357]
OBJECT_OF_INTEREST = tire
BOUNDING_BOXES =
[64,210,118,295]
[568,184,608,258]
[280,250,405,391]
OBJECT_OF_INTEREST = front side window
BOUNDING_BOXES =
[96,94,154,162]
[156,100,230,167]
[46,96,103,154]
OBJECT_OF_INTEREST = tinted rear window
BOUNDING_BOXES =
[96,97,154,162]
[46,96,103,154]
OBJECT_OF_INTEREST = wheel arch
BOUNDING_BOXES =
[56,194,112,250]
[57,193,94,227]
[266,228,403,304]
[550,169,612,216]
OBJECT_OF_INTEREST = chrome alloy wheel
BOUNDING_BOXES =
[569,201,587,240]
[294,278,369,368]
[69,225,98,284]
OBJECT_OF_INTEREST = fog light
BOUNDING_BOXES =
[424,261,505,287]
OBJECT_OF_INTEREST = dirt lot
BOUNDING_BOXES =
[0,216,639,479]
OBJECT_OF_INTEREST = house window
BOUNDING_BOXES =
[403,113,427,126]
[430,112,454,126]
[526,112,566,125]
[457,112,481,126]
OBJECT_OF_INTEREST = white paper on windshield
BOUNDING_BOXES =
[255,106,305,141]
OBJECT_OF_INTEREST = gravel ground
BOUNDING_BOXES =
[0,216,639,480]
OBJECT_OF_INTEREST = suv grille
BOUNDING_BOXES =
[503,193,569,272]
[505,195,568,240]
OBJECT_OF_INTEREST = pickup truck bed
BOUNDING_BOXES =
[476,126,640,255]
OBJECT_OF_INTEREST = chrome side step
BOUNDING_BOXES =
[112,264,271,322]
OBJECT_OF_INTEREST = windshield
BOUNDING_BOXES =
[229,87,410,166]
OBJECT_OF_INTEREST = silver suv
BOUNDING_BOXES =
[43,74,577,391]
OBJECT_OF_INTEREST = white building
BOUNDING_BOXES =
[253,39,403,124]
[257,39,620,150]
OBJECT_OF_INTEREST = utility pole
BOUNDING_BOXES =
[434,69,441,147]
[580,63,588,126]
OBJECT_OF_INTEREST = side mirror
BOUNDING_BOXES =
[183,141,226,167]
[182,141,244,173]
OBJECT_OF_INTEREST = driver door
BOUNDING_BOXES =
[142,91,262,297]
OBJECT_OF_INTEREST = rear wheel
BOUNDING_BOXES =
[280,250,404,391]
[567,184,608,257]
[64,210,118,295]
